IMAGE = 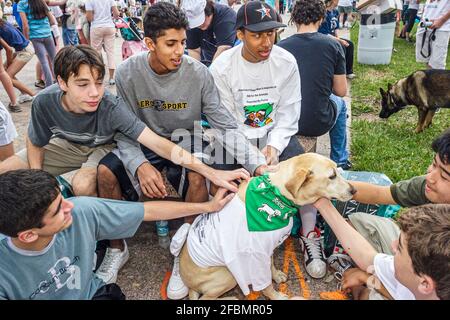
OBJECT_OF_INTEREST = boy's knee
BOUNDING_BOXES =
[187,172,206,189]
[72,169,97,196]
[97,164,118,185]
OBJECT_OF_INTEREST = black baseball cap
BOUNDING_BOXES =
[236,1,286,32]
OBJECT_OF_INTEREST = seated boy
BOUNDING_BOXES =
[324,129,450,299]
[0,169,235,300]
[210,1,331,280]
[313,200,449,300]
[0,45,247,197]
[345,128,450,256]
[95,2,265,295]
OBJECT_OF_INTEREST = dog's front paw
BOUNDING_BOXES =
[272,270,288,284]
[273,291,289,300]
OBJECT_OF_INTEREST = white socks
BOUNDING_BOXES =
[299,204,318,236]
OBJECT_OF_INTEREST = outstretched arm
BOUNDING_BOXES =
[313,198,378,271]
[142,188,235,221]
[350,181,396,205]
[137,127,250,193]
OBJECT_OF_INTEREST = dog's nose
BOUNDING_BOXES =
[349,184,357,195]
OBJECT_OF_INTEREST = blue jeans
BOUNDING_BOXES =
[329,94,349,166]
[62,28,79,46]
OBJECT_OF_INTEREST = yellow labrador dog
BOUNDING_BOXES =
[179,153,355,300]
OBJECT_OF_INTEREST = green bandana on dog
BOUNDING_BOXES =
[246,174,298,232]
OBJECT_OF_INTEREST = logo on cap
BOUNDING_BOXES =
[256,3,272,20]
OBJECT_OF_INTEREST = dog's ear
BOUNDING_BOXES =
[387,83,393,91]
[379,88,386,97]
[285,168,310,198]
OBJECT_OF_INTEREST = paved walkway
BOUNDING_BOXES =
[0,14,354,300]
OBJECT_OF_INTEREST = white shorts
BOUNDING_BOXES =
[416,29,450,69]
[0,102,18,146]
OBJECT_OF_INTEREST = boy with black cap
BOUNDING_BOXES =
[210,0,327,281]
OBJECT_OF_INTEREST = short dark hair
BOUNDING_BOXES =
[143,2,188,42]
[397,204,450,300]
[432,129,450,165]
[0,170,60,237]
[54,45,105,83]
[205,0,215,17]
[289,0,326,26]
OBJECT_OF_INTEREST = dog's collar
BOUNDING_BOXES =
[245,174,298,232]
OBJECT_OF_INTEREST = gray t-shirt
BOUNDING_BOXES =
[0,197,144,300]
[114,52,265,176]
[28,84,146,148]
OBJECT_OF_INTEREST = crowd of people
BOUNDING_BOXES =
[0,0,449,301]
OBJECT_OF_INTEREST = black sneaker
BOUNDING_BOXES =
[337,160,352,171]
[34,80,45,89]
[299,228,327,279]
[8,103,22,113]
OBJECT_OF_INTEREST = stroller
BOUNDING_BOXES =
[115,16,148,61]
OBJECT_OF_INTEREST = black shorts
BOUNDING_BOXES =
[98,134,213,201]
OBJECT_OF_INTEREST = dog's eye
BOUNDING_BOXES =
[329,175,337,180]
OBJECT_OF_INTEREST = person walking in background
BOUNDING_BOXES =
[12,0,23,31]
[400,0,419,42]
[60,0,79,46]
[0,18,35,111]
[85,0,120,85]
[338,0,353,28]
[18,0,57,88]
[77,1,89,45]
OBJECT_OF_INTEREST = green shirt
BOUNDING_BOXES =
[390,176,430,207]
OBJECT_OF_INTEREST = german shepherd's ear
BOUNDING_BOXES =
[387,83,393,91]
[285,168,310,198]
[379,88,387,97]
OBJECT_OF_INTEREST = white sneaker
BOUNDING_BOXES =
[18,94,34,104]
[95,241,129,284]
[167,256,188,300]
[299,228,327,279]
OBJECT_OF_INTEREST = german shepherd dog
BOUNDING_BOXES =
[379,69,450,133]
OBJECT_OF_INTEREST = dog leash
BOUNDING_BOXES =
[420,28,436,59]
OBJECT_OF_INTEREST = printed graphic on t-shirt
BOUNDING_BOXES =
[244,103,274,128]
[29,256,81,300]
[138,99,188,111]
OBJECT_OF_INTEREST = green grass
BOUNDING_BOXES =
[349,23,450,182]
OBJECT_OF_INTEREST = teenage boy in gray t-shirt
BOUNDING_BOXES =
[0,170,235,300]
[96,2,267,299]
[0,45,249,197]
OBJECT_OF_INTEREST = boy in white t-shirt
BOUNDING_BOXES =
[415,0,450,69]
[210,1,330,281]
[313,200,449,300]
